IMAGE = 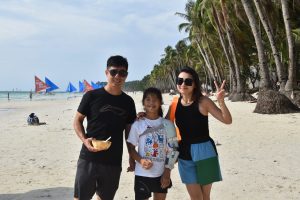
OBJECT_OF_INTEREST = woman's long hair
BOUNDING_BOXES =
[178,67,203,104]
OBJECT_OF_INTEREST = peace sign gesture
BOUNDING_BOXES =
[214,80,226,101]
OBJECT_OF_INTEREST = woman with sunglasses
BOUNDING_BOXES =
[167,66,232,200]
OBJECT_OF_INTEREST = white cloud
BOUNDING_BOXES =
[0,0,187,90]
[0,18,39,41]
[134,11,181,37]
[0,1,126,44]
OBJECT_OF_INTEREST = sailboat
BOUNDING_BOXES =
[79,81,85,92]
[45,77,59,93]
[91,81,100,89]
[35,76,49,93]
[83,80,93,92]
[66,82,77,92]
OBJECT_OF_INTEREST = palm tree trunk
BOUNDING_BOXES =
[212,3,237,94]
[220,0,245,95]
[241,0,299,113]
[170,69,177,89]
[281,0,296,91]
[203,45,217,79]
[195,39,215,79]
[253,0,286,91]
[241,0,272,90]
[205,36,222,82]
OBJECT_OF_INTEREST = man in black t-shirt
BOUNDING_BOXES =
[73,55,136,200]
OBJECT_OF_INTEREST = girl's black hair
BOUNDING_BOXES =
[142,87,163,117]
[178,66,203,104]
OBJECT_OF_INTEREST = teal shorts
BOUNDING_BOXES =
[178,140,222,185]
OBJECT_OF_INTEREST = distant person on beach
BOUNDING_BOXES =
[127,87,179,200]
[73,55,137,200]
[166,67,232,200]
[7,92,10,100]
[29,91,32,100]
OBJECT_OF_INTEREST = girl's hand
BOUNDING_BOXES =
[214,80,226,101]
[140,159,153,169]
[161,169,171,188]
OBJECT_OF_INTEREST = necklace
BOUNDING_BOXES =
[181,99,193,106]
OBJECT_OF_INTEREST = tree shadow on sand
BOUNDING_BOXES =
[0,187,73,200]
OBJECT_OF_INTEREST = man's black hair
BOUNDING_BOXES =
[107,55,128,70]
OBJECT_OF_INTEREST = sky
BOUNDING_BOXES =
[0,0,187,91]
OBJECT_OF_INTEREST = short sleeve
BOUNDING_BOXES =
[126,97,137,124]
[127,121,139,146]
[77,91,91,116]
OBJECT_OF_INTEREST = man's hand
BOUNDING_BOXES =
[136,112,146,120]
[160,169,171,189]
[127,156,136,172]
[83,138,100,152]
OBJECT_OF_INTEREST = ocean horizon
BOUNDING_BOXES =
[0,91,83,101]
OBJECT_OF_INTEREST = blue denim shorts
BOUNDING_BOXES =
[178,140,222,185]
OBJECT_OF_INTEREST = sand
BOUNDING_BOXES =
[0,92,299,200]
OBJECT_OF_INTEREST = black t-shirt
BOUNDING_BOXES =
[77,88,136,166]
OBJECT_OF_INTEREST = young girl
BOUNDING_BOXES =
[127,87,179,200]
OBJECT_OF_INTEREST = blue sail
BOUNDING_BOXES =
[91,81,100,89]
[98,82,106,88]
[66,82,77,92]
[79,81,85,92]
[45,77,59,92]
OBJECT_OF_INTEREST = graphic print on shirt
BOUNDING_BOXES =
[143,125,165,162]
[98,104,127,120]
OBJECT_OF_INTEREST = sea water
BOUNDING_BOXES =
[0,91,83,101]
[0,91,83,118]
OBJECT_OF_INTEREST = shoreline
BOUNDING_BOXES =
[0,94,299,200]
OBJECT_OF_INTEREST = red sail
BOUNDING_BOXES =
[35,76,49,92]
[83,80,93,92]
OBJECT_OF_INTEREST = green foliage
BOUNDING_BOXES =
[140,0,300,92]
[123,80,144,92]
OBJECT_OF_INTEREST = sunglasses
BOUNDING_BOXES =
[108,69,128,77]
[176,77,193,86]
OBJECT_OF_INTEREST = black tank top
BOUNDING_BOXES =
[175,97,210,144]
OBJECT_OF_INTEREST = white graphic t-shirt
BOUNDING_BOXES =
[127,117,167,177]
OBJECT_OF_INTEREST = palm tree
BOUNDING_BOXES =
[253,0,286,91]
[241,0,271,90]
[281,0,297,92]
[211,3,237,95]
[220,0,248,101]
[241,0,298,113]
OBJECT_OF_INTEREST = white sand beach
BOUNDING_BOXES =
[0,93,299,200]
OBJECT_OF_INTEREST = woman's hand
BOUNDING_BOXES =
[214,80,226,101]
